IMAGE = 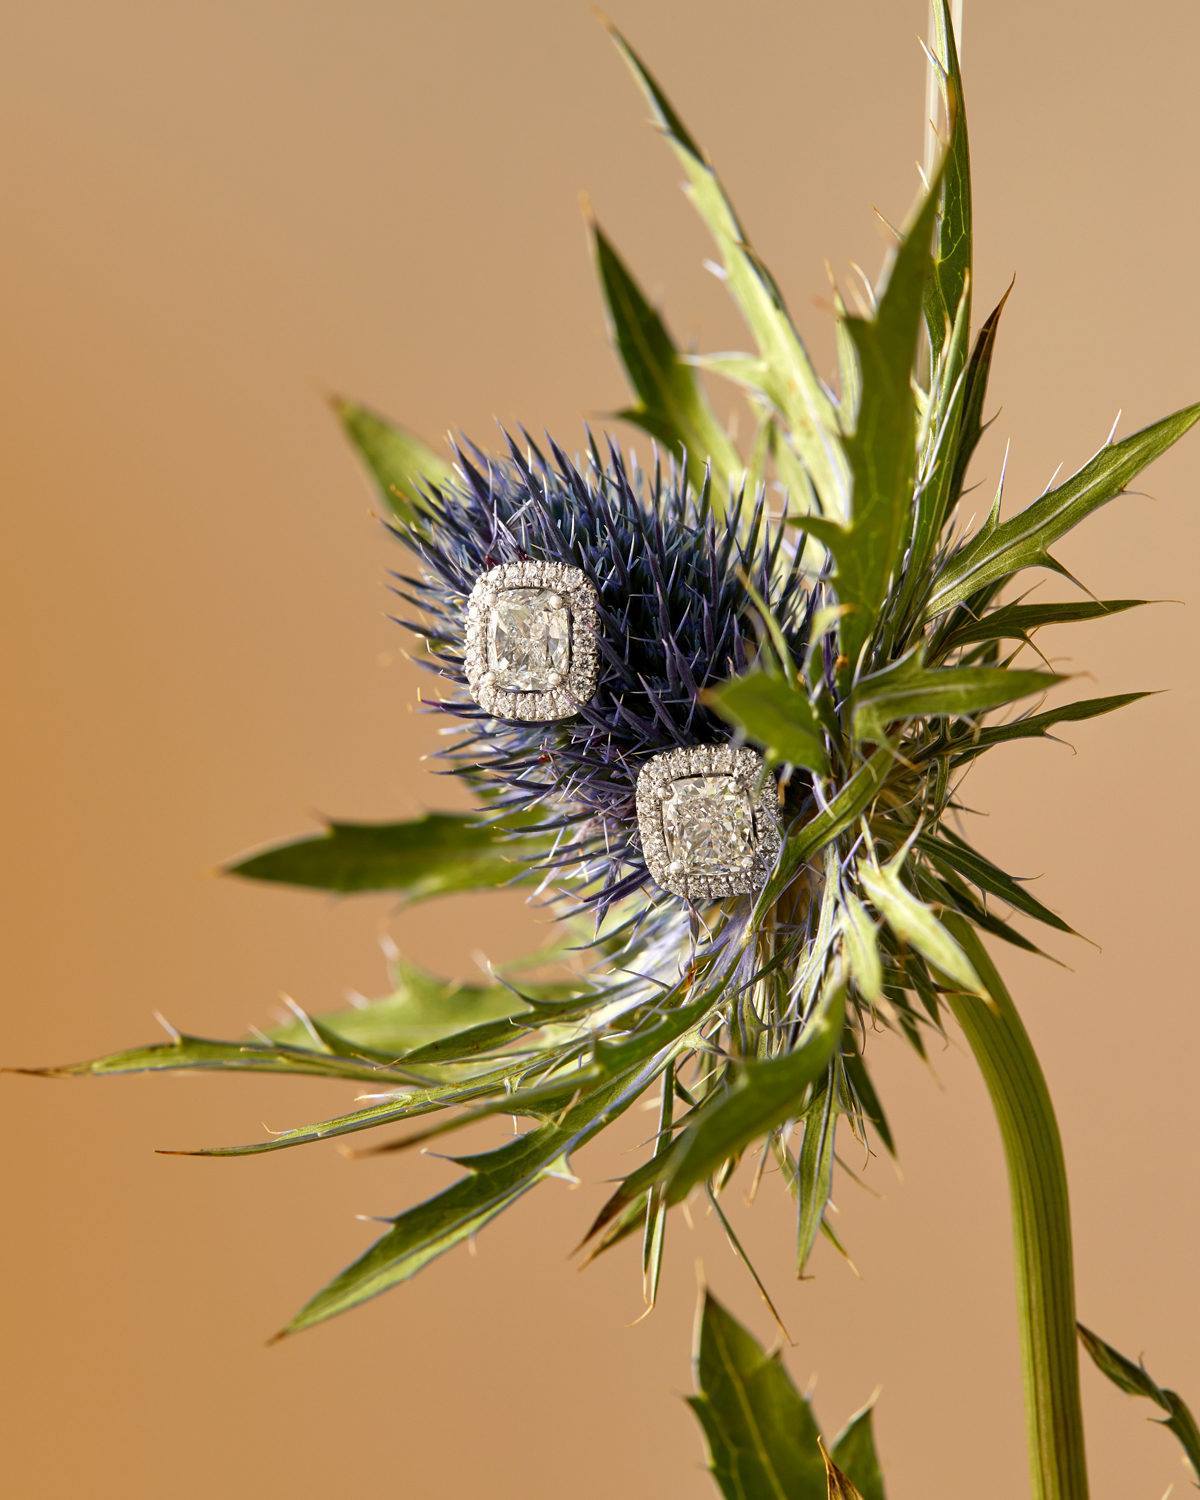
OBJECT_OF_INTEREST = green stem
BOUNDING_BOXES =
[944,916,1089,1500]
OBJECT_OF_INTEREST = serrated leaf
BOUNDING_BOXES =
[266,960,541,1056]
[605,20,844,518]
[1078,1325,1200,1486]
[928,402,1200,615]
[943,596,1149,648]
[9,1032,395,1086]
[830,1400,886,1500]
[705,670,830,774]
[688,1291,827,1500]
[591,218,743,494]
[851,658,1060,744]
[332,397,453,529]
[226,811,536,899]
[924,691,1153,765]
[859,857,982,995]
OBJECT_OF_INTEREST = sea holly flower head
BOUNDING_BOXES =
[391,436,812,924]
[25,2,1199,1359]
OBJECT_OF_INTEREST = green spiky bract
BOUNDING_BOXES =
[18,7,1199,1499]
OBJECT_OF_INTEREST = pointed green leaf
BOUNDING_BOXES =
[925,691,1153,765]
[830,1401,886,1500]
[688,1290,827,1500]
[591,218,743,494]
[1077,1325,1200,1485]
[852,658,1060,743]
[795,1071,838,1276]
[928,403,1200,615]
[332,397,452,529]
[706,670,830,774]
[605,20,844,517]
[924,0,971,376]
[949,282,1011,503]
[944,596,1149,648]
[8,1031,394,1086]
[226,811,536,899]
[278,1061,658,1338]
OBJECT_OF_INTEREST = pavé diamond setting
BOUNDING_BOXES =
[465,561,599,720]
[636,744,781,901]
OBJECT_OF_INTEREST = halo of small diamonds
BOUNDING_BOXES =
[464,561,599,721]
[636,744,781,902]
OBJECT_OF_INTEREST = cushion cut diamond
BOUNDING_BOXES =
[487,588,570,691]
[636,744,781,902]
[661,774,755,877]
[465,562,599,721]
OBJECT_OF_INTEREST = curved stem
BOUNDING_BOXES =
[944,916,1089,1500]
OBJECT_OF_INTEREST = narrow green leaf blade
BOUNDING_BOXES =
[926,691,1153,764]
[924,0,972,378]
[929,402,1200,615]
[225,811,534,900]
[688,1290,827,1500]
[605,20,844,517]
[8,1032,392,1085]
[948,281,1011,502]
[278,1064,654,1338]
[332,397,453,529]
[591,217,743,493]
[944,596,1149,648]
[795,1072,838,1276]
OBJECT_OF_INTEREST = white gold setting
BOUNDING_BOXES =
[636,744,781,902]
[465,561,599,721]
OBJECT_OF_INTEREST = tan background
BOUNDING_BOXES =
[3,3,1197,1496]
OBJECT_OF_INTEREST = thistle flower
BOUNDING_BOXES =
[21,10,1200,1494]
[392,436,812,925]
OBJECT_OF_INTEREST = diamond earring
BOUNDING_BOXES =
[636,744,781,902]
[465,561,600,721]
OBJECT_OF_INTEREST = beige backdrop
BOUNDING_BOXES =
[3,3,1197,1496]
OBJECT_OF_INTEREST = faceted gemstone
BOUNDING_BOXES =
[487,588,570,692]
[661,773,755,878]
